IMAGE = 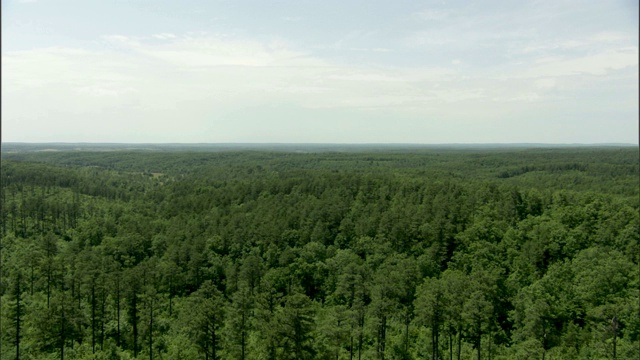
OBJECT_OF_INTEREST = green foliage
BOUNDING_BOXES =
[1,147,637,359]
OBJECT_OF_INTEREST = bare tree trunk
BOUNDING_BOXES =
[241,310,246,360]
[612,316,619,360]
[91,282,96,354]
[149,296,153,360]
[132,294,138,358]
[116,278,121,347]
[101,279,106,350]
[212,324,217,360]
[30,264,35,296]
[405,311,410,354]
[15,274,21,360]
[350,336,354,360]
[457,328,462,360]
[358,312,364,360]
[449,327,453,360]
[60,302,65,360]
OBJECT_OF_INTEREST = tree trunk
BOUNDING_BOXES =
[358,330,363,360]
[47,269,51,308]
[169,277,173,317]
[358,311,364,360]
[241,310,246,360]
[542,331,547,360]
[116,278,120,347]
[92,282,96,354]
[612,316,619,360]
[30,265,34,296]
[15,274,21,360]
[378,315,386,360]
[433,320,439,360]
[405,311,410,354]
[60,302,65,360]
[457,328,462,360]
[133,294,138,358]
[488,329,492,360]
[432,327,436,360]
[350,336,354,360]
[101,279,106,350]
[212,324,217,360]
[449,327,453,360]
[149,295,153,360]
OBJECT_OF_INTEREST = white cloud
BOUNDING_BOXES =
[152,33,177,40]
[591,32,631,43]
[416,9,450,21]
[535,78,557,89]
[348,47,393,53]
[76,85,137,97]
[102,35,142,49]
[526,48,638,77]
[282,16,302,22]
[520,40,587,54]
[2,29,638,143]
[126,35,327,68]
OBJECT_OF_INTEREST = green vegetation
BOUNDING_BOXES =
[1,147,638,359]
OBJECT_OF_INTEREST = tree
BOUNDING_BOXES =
[441,270,468,360]
[39,232,59,308]
[318,304,352,359]
[29,289,83,360]
[254,270,285,360]
[124,267,142,357]
[462,269,498,360]
[186,281,226,359]
[326,249,370,360]
[5,269,26,360]
[512,261,574,359]
[274,291,316,360]
[463,290,493,360]
[415,276,445,360]
[369,254,418,360]
[223,284,253,359]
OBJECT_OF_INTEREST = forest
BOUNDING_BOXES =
[0,146,638,359]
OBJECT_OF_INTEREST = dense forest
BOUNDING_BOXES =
[0,147,638,359]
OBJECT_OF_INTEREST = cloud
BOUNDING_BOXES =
[102,35,142,49]
[348,47,393,53]
[111,34,328,68]
[76,85,137,97]
[282,16,302,22]
[535,78,557,89]
[525,47,638,77]
[591,32,631,43]
[152,33,177,40]
[416,9,450,21]
[2,33,625,110]
[2,29,638,143]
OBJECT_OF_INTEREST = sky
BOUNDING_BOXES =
[2,0,638,144]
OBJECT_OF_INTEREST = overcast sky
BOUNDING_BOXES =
[2,0,638,144]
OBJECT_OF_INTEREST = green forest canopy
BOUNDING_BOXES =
[1,146,638,359]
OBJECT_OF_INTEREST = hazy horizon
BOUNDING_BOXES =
[3,0,639,144]
[3,141,637,147]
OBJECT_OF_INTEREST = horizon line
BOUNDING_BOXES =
[2,141,638,145]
